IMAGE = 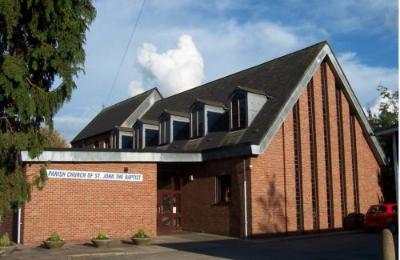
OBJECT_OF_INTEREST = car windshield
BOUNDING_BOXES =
[368,205,387,213]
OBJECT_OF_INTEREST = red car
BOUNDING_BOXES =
[364,203,397,233]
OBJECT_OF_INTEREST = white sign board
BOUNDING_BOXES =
[46,169,143,182]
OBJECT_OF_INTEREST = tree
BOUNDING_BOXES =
[40,128,68,148]
[0,1,95,214]
[367,85,398,131]
[367,86,399,202]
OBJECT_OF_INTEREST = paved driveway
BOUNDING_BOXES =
[3,231,396,260]
[89,232,392,260]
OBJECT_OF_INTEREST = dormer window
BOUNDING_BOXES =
[133,120,159,149]
[230,92,247,129]
[191,99,227,138]
[229,86,268,130]
[159,110,189,145]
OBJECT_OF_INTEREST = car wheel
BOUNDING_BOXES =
[390,223,397,234]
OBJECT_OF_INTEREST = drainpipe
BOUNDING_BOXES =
[17,207,21,244]
[392,133,398,203]
[243,159,248,238]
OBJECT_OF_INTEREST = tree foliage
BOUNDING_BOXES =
[40,127,68,148]
[367,86,399,202]
[367,85,398,131]
[0,0,95,214]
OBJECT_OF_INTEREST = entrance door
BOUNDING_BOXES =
[157,190,182,233]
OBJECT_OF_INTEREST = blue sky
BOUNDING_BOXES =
[54,0,398,142]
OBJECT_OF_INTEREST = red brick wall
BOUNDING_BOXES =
[355,118,383,212]
[249,61,382,235]
[22,162,157,245]
[159,158,247,237]
[250,127,287,234]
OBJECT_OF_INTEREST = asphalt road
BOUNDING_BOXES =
[87,232,395,260]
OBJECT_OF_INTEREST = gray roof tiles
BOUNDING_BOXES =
[71,88,157,143]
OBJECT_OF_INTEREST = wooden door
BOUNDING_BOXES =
[157,190,182,233]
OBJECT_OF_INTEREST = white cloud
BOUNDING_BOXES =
[338,52,398,107]
[128,80,145,97]
[136,34,204,96]
[53,115,94,142]
[367,88,397,116]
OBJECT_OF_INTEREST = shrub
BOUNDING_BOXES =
[47,232,62,242]
[0,233,11,247]
[133,229,149,239]
[94,233,109,240]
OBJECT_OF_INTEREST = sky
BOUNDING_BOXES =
[54,0,399,142]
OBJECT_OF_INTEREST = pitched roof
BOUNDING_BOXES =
[71,88,157,143]
[140,41,326,152]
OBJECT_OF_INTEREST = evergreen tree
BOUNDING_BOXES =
[0,1,96,214]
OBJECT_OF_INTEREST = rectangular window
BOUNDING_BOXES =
[216,175,231,204]
[145,128,158,147]
[121,135,133,149]
[173,121,189,140]
[307,80,319,230]
[335,86,347,218]
[239,97,246,127]
[293,101,304,231]
[207,111,226,132]
[159,120,168,144]
[104,139,110,149]
[321,62,334,229]
[191,111,198,137]
[191,109,204,138]
[350,113,360,213]
[231,99,239,129]
[231,93,247,130]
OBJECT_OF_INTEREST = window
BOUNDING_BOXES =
[134,128,141,149]
[216,175,231,204]
[159,119,169,144]
[191,107,204,138]
[173,121,189,140]
[367,205,387,213]
[145,128,158,147]
[207,111,226,133]
[121,135,133,149]
[230,93,246,129]
[104,139,110,149]
[321,62,334,228]
[293,101,304,231]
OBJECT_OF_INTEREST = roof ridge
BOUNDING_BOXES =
[158,41,327,101]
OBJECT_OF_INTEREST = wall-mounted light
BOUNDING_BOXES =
[189,175,194,181]
[247,164,253,170]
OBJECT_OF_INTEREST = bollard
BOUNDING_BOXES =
[381,228,396,260]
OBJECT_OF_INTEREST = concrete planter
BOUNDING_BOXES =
[0,242,17,256]
[43,240,65,249]
[91,239,111,248]
[132,237,151,246]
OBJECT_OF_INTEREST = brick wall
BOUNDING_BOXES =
[22,162,157,245]
[159,158,247,237]
[249,61,382,235]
